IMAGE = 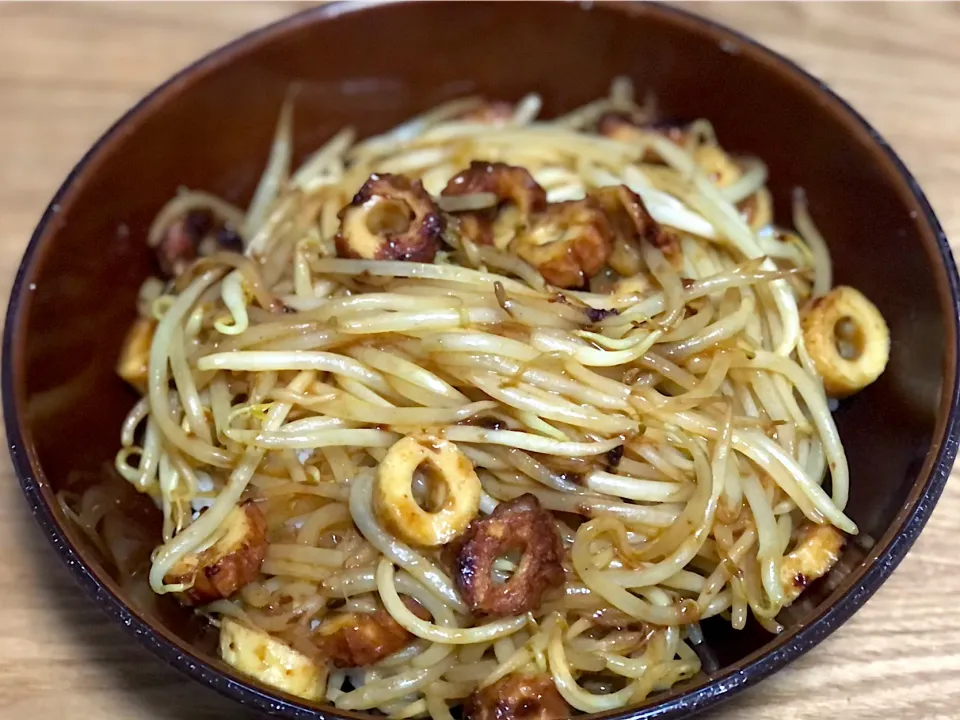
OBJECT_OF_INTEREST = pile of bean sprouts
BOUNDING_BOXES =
[113,78,862,716]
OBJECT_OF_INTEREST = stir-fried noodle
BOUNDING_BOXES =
[94,78,891,716]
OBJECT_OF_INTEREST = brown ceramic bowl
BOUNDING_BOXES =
[4,2,958,718]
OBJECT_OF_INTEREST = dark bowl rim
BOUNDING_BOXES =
[4,2,959,719]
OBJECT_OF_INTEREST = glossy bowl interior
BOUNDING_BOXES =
[4,2,959,718]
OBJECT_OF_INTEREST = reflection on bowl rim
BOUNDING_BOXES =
[4,2,959,718]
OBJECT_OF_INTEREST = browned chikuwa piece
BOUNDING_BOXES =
[591,184,679,262]
[336,173,445,262]
[596,112,689,164]
[312,598,430,667]
[458,100,515,125]
[441,161,547,246]
[155,209,244,277]
[116,316,156,394]
[165,500,268,606]
[515,197,614,288]
[453,494,565,616]
[596,110,655,139]
[463,673,569,720]
[779,524,846,606]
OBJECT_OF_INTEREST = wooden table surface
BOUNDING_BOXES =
[1,2,960,718]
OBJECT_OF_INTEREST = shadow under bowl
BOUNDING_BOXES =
[4,2,959,718]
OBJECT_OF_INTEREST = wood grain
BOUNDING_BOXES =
[1,3,959,718]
